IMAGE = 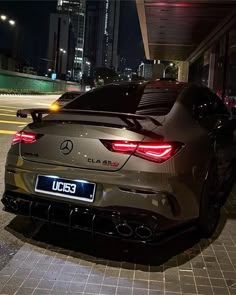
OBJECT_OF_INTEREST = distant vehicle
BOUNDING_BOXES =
[50,91,84,110]
[2,81,236,243]
[159,77,178,82]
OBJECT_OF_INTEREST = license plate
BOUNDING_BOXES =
[35,175,96,202]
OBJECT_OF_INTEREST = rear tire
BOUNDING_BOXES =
[198,162,221,238]
[219,160,236,206]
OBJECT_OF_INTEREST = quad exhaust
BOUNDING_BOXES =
[116,223,133,237]
[135,225,153,240]
[116,222,153,240]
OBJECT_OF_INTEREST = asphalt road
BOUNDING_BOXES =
[0,95,59,135]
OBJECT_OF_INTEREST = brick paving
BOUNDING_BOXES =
[0,198,235,295]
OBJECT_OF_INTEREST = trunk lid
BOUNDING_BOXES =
[20,114,146,171]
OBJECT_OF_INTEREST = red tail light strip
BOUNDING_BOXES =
[102,140,182,163]
[112,142,137,152]
[12,131,40,145]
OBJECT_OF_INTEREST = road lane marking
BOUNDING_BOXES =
[0,105,20,109]
[0,130,16,134]
[0,108,16,112]
[0,113,18,117]
[35,103,50,106]
[0,120,28,124]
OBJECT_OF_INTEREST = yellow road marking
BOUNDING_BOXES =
[0,108,16,112]
[0,120,28,124]
[0,113,17,117]
[0,105,19,109]
[0,130,16,134]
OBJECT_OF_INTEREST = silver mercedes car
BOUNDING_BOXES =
[2,81,236,242]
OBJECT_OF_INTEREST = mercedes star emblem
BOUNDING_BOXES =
[60,140,73,155]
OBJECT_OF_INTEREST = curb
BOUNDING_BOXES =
[0,94,61,96]
[0,94,24,96]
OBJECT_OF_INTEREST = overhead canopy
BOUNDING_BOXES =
[136,0,236,61]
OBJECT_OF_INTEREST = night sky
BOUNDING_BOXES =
[119,0,145,69]
[0,0,144,71]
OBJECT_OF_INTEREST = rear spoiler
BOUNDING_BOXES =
[16,108,162,128]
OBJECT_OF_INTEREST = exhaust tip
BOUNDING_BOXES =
[135,225,153,240]
[116,223,133,237]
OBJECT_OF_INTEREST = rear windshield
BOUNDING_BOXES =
[59,92,82,101]
[136,84,183,115]
[65,83,183,115]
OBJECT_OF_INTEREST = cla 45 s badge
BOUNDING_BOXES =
[88,158,119,167]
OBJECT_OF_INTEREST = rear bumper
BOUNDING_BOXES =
[4,154,201,223]
[2,191,191,243]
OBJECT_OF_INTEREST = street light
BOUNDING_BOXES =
[9,20,15,26]
[1,15,7,21]
[58,48,67,79]
[1,15,16,26]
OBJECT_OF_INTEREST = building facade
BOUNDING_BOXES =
[136,1,236,110]
[188,22,236,109]
[47,13,75,79]
[57,0,86,80]
[84,0,120,75]
[138,61,154,80]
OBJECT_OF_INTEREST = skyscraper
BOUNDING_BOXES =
[47,13,75,79]
[84,0,120,75]
[104,0,120,71]
[57,0,86,80]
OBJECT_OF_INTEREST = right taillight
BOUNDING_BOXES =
[12,131,41,145]
[102,140,183,163]
[135,143,173,162]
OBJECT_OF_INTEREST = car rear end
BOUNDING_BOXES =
[3,82,198,242]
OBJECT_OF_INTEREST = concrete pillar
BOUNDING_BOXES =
[178,61,189,82]
[208,50,216,89]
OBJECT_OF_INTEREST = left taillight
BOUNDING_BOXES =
[102,140,183,163]
[12,131,40,145]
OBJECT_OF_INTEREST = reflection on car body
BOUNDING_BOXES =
[2,80,236,243]
[50,90,84,110]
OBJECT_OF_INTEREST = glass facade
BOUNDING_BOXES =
[189,22,236,111]
[57,0,85,79]
[225,26,236,108]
